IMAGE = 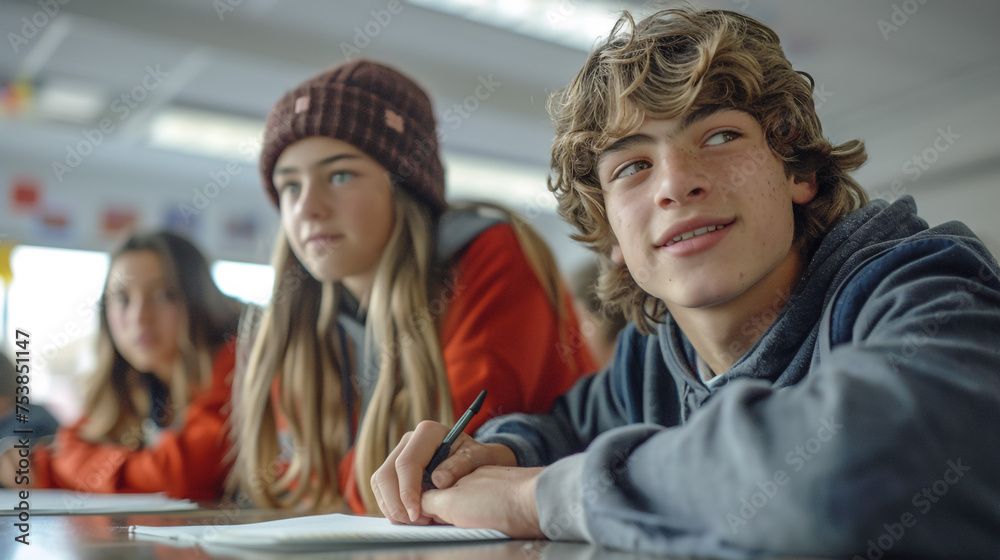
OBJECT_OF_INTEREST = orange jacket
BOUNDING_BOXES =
[314,223,597,512]
[31,345,236,501]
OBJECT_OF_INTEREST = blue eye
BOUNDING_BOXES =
[616,161,651,179]
[278,182,300,197]
[331,171,354,185]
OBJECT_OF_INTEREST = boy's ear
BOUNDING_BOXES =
[791,172,819,205]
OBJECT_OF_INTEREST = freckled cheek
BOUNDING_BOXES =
[604,199,625,234]
[611,210,627,233]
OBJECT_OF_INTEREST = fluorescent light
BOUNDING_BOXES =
[36,78,108,123]
[407,0,624,51]
[442,151,558,213]
[497,0,532,18]
[211,260,274,306]
[149,107,264,161]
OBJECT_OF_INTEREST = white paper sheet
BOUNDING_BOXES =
[130,513,509,550]
[0,489,197,515]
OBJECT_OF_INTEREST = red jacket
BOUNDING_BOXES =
[319,223,597,512]
[31,345,236,500]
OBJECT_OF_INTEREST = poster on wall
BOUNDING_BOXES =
[221,212,259,255]
[100,207,140,240]
[8,175,42,214]
[31,206,73,244]
[0,78,32,118]
[163,203,201,241]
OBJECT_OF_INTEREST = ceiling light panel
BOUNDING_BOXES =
[407,0,628,51]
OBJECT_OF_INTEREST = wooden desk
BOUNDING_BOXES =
[0,508,684,559]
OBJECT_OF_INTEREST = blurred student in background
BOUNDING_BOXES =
[0,231,242,500]
[0,351,60,454]
[569,260,627,367]
[230,59,595,514]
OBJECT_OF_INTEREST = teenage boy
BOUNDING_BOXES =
[370,8,1000,558]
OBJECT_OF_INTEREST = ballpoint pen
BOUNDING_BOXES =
[421,389,487,491]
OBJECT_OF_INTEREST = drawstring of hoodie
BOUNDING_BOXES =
[680,384,691,424]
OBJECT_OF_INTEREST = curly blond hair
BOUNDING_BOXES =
[548,7,869,333]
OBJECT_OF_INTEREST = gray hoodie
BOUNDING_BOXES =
[477,196,1000,558]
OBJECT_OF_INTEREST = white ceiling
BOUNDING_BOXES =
[1,0,999,264]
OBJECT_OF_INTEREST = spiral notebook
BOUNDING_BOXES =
[130,513,509,551]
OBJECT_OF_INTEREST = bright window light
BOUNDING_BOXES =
[4,246,109,422]
[211,260,275,306]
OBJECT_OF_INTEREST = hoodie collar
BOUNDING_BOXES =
[659,196,930,400]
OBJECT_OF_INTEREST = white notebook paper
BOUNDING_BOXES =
[131,513,509,550]
[0,489,197,515]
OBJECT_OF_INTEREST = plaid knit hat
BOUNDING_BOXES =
[259,59,445,212]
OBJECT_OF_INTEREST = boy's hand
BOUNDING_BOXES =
[422,465,546,539]
[371,420,517,524]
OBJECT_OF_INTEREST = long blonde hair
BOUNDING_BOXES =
[232,192,569,512]
[80,231,241,446]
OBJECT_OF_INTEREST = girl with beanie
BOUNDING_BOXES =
[230,59,595,514]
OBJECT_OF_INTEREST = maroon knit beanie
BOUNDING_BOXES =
[259,59,446,213]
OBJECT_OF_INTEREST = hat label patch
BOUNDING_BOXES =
[385,109,404,133]
[294,96,310,114]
